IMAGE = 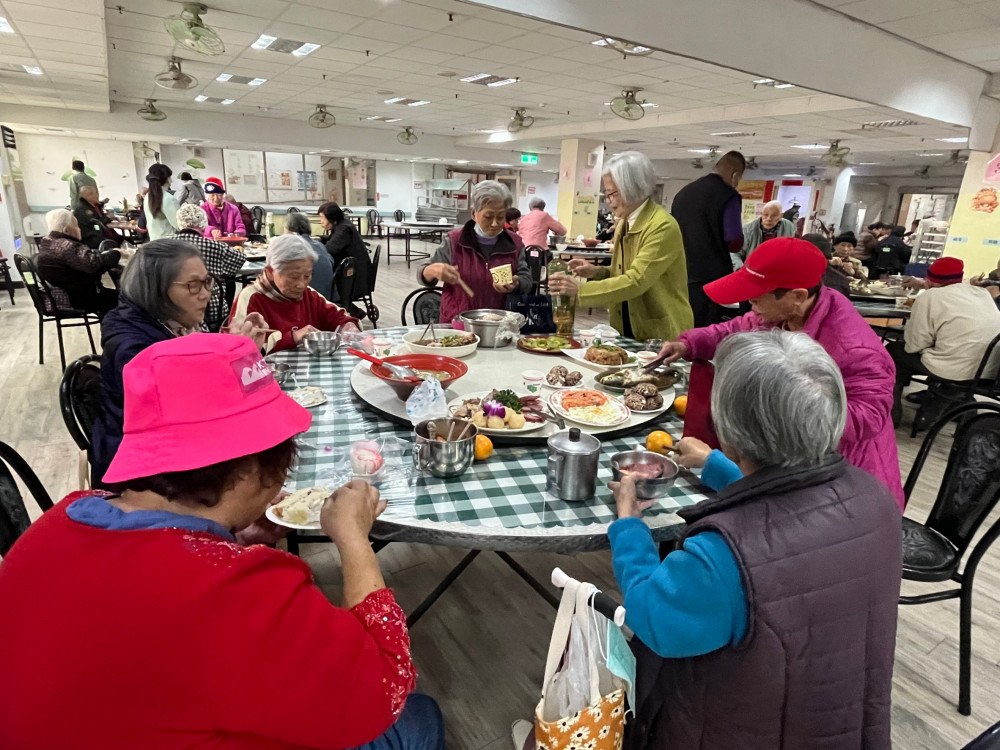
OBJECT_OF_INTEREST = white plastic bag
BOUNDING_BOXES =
[404,378,449,425]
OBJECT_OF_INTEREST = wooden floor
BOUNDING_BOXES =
[2,240,999,749]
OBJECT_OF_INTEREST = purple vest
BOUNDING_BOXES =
[439,225,522,323]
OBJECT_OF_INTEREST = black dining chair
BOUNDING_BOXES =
[366,209,382,238]
[0,254,15,307]
[899,401,1000,716]
[962,718,1000,749]
[356,244,381,328]
[400,288,442,326]
[0,440,54,557]
[286,206,300,214]
[14,253,99,370]
[251,205,265,234]
[393,209,405,222]
[59,354,103,488]
[333,256,357,311]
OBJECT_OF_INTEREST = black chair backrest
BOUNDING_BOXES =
[60,354,103,452]
[962,718,1000,750]
[370,244,381,292]
[394,209,404,222]
[286,207,300,214]
[366,209,380,227]
[401,288,442,326]
[0,440,54,557]
[972,331,1000,393]
[905,402,1000,554]
[251,206,265,233]
[97,239,117,253]
[13,253,50,316]
[334,256,356,306]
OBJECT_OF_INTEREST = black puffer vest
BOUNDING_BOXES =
[631,455,901,750]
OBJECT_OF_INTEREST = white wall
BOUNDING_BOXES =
[159,144,225,194]
[17,134,143,210]
[374,161,436,216]
[518,172,560,217]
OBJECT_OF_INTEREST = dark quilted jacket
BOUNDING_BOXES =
[631,455,901,750]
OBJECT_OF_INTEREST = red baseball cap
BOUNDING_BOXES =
[103,334,312,484]
[927,256,964,284]
[705,237,829,305]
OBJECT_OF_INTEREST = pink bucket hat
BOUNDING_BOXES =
[102,334,312,484]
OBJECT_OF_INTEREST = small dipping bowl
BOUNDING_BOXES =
[301,330,341,356]
[521,369,545,395]
[635,351,658,367]
[268,362,293,385]
[372,337,393,358]
[610,450,680,499]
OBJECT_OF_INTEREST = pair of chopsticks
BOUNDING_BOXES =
[456,276,475,299]
[220,325,280,335]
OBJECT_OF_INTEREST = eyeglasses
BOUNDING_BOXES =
[172,276,216,295]
[605,189,620,201]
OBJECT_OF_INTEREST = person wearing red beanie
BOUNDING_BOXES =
[888,257,1000,426]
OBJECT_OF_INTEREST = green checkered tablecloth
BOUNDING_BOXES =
[269,328,710,548]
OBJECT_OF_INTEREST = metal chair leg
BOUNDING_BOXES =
[56,319,67,371]
[285,530,299,556]
[960,577,973,715]
[37,317,44,365]
[84,319,97,354]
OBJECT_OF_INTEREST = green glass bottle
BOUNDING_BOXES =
[547,257,576,337]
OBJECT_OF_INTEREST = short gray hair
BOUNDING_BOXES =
[602,151,656,206]
[762,200,783,213]
[176,203,208,231]
[711,330,846,470]
[529,197,546,210]
[266,233,317,271]
[46,208,76,234]
[284,212,313,236]
[471,180,512,213]
[120,239,203,322]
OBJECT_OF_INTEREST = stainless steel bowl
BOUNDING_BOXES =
[301,330,341,356]
[610,450,680,499]
[268,362,293,385]
[459,309,514,348]
[413,418,478,478]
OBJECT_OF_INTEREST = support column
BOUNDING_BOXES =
[556,139,604,240]
[815,167,854,235]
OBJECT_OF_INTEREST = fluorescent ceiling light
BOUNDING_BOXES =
[385,117,401,123]
[249,78,267,86]
[292,42,320,56]
[916,152,944,157]
[455,160,470,164]
[937,136,968,143]
[0,17,14,33]
[221,98,235,105]
[384,97,404,104]
[491,163,512,167]
[216,73,233,82]
[753,78,774,84]
[460,73,491,82]
[486,78,517,87]
[792,144,828,150]
[640,102,658,108]
[408,100,430,106]
[688,149,712,154]
[773,83,795,89]
[857,162,879,165]
[365,116,379,120]
[783,173,803,177]
[425,158,440,161]
[23,65,42,75]
[195,95,208,102]
[251,34,277,50]
[711,131,745,136]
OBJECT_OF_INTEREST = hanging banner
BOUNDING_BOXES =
[946,151,1000,273]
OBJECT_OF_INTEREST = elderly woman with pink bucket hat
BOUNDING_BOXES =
[0,334,445,750]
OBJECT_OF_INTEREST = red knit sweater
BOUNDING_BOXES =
[0,495,415,750]
[229,286,357,354]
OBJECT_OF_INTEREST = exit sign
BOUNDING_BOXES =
[521,153,538,165]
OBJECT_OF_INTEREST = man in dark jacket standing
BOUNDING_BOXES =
[671,151,746,326]
[610,329,901,750]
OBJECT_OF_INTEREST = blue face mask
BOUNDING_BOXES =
[606,621,636,717]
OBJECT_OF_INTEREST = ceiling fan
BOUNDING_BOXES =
[596,37,653,56]
[745,156,759,170]
[308,105,336,128]
[690,158,704,169]
[164,3,225,57]
[609,89,645,121]
[507,107,535,133]
[820,140,851,167]
[134,141,157,159]
[397,126,418,146]
[944,149,969,166]
[154,57,197,90]
[914,165,931,180]
[137,99,166,121]
[806,165,818,177]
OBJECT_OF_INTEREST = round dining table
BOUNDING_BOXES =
[268,327,710,623]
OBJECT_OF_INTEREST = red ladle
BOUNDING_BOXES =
[346,348,422,382]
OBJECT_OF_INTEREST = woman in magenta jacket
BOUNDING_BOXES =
[201,177,246,238]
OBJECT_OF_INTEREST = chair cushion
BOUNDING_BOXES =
[902,516,960,581]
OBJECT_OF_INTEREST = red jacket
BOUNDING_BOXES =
[230,285,357,353]
[0,495,415,750]
[679,286,905,509]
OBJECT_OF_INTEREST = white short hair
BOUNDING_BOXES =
[762,200,783,213]
[711,330,846,470]
[471,180,512,213]
[46,208,76,234]
[602,151,656,206]
[529,197,546,210]
[266,233,318,271]
[176,203,208,230]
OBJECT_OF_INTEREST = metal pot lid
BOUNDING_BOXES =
[547,427,601,454]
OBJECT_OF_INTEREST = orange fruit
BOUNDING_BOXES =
[475,435,494,461]
[646,430,674,454]
[673,395,688,417]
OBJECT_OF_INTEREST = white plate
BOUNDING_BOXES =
[625,386,676,414]
[560,346,637,372]
[288,386,327,408]
[448,391,547,435]
[541,367,590,390]
[266,504,321,531]
[402,330,480,358]
[548,389,631,427]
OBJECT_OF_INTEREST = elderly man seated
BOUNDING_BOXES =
[161,204,247,332]
[73,185,120,250]
[37,208,119,317]
[611,330,902,749]
[655,237,905,508]
[888,256,1000,425]
[740,200,795,260]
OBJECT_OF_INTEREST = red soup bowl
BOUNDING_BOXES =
[370,353,468,400]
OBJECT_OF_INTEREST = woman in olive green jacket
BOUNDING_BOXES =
[549,151,694,341]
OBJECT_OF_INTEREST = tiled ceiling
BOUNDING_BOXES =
[813,0,1000,72]
[0,0,974,171]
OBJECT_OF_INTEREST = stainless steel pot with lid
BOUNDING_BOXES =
[545,427,601,502]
